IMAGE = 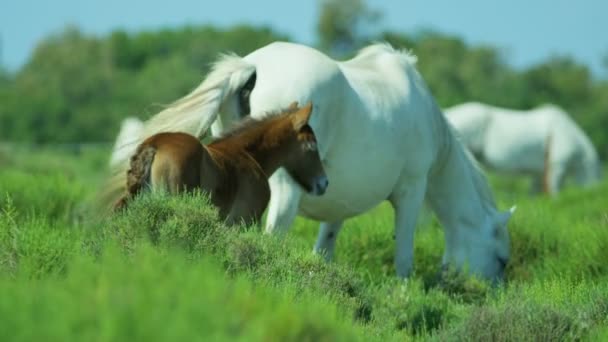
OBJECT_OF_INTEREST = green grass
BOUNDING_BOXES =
[1,146,607,340]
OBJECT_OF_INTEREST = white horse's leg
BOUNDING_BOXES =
[547,162,567,195]
[265,168,303,235]
[313,221,344,261]
[390,179,427,278]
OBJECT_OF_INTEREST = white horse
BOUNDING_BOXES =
[444,102,601,194]
[108,42,514,280]
[109,117,144,167]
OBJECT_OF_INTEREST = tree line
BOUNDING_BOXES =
[0,0,606,159]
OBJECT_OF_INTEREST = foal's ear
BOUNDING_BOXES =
[292,102,313,131]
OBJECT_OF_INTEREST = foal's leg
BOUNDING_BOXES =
[265,168,303,235]
[225,177,270,227]
[313,221,344,261]
[389,178,427,278]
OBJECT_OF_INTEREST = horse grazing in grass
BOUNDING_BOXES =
[444,102,601,195]
[109,117,144,167]
[107,42,514,281]
[114,102,328,226]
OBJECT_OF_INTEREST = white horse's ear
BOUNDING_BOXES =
[497,206,516,227]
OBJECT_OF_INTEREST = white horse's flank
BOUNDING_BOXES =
[444,102,600,194]
[109,117,144,167]
[109,42,513,280]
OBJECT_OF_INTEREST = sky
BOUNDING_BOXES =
[1,0,607,77]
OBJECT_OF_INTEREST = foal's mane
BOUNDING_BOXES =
[205,105,300,175]
[214,104,299,143]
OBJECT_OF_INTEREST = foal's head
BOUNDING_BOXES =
[279,102,328,196]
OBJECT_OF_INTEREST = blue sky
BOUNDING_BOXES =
[1,0,607,77]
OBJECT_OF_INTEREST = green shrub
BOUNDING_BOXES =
[0,245,365,342]
[3,150,608,341]
[0,198,78,277]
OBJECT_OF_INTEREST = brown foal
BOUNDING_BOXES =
[114,102,327,226]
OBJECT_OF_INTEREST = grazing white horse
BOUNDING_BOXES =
[109,117,144,167]
[108,42,514,280]
[444,102,601,194]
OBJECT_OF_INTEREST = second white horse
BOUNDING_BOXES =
[444,102,600,194]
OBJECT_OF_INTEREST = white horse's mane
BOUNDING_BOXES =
[435,108,497,208]
[352,42,418,66]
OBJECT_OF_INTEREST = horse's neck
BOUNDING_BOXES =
[246,140,290,178]
[427,125,496,228]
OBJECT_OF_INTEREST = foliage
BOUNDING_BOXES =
[0,25,286,144]
[1,148,608,340]
[317,0,382,55]
[1,9,606,158]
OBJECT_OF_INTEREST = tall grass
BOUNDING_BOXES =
[1,147,607,340]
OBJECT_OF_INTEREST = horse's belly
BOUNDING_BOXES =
[298,183,391,222]
[482,117,551,174]
[297,144,405,222]
[298,186,387,222]
[483,139,545,174]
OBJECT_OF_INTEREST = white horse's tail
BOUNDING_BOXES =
[109,117,144,167]
[99,53,256,211]
[141,54,256,141]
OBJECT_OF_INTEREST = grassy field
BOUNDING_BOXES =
[1,146,607,341]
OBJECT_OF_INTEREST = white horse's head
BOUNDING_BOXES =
[570,150,602,188]
[447,205,515,282]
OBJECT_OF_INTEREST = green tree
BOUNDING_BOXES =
[522,56,592,109]
[317,0,381,55]
[381,30,606,159]
[0,67,9,86]
[0,25,287,144]
[1,19,606,160]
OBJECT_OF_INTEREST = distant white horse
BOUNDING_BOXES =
[109,117,144,167]
[107,42,514,280]
[444,102,600,194]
